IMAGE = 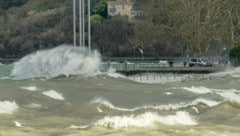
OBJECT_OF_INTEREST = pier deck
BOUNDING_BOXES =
[116,66,226,75]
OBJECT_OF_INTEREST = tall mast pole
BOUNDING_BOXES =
[79,0,82,47]
[83,0,85,47]
[88,0,91,51]
[73,0,76,46]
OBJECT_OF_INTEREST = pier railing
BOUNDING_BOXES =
[100,62,227,75]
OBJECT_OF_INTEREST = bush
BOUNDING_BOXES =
[229,46,240,67]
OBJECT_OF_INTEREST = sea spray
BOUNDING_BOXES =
[11,45,101,79]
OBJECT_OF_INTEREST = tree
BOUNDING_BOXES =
[229,46,240,66]
[91,0,107,18]
[0,0,28,9]
[92,16,133,57]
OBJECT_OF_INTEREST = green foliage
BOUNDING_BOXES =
[36,0,65,11]
[91,0,107,18]
[229,46,240,66]
[91,14,103,22]
[0,0,28,9]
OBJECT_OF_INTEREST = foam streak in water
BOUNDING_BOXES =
[11,45,101,79]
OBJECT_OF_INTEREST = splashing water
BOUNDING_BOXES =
[10,45,101,79]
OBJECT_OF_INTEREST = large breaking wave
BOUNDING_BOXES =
[11,45,101,79]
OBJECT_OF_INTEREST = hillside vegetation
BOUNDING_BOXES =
[0,0,240,58]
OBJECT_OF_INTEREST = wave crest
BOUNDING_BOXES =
[94,111,197,129]
[91,97,220,112]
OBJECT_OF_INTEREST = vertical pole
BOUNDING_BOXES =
[79,0,82,47]
[88,0,91,51]
[73,0,76,46]
[83,0,85,47]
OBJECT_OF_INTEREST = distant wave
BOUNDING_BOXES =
[11,45,101,80]
[90,97,220,112]
[94,111,197,129]
[20,86,38,91]
[211,67,240,78]
[217,92,240,104]
[182,86,212,94]
[0,76,11,80]
[67,125,90,129]
[0,101,19,114]
[42,90,65,101]
[182,86,240,104]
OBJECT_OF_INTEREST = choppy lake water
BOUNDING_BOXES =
[0,46,240,136]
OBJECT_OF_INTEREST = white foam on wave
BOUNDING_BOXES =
[91,97,130,111]
[164,92,173,95]
[97,106,103,113]
[0,76,11,80]
[212,88,240,93]
[217,92,240,104]
[91,97,220,112]
[190,98,220,107]
[95,111,197,129]
[182,86,240,104]
[210,67,240,77]
[182,86,240,94]
[11,45,101,79]
[106,68,126,78]
[20,86,38,91]
[25,103,42,108]
[191,107,199,113]
[183,86,212,94]
[42,90,65,101]
[67,125,90,129]
[0,101,19,114]
[14,121,24,127]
